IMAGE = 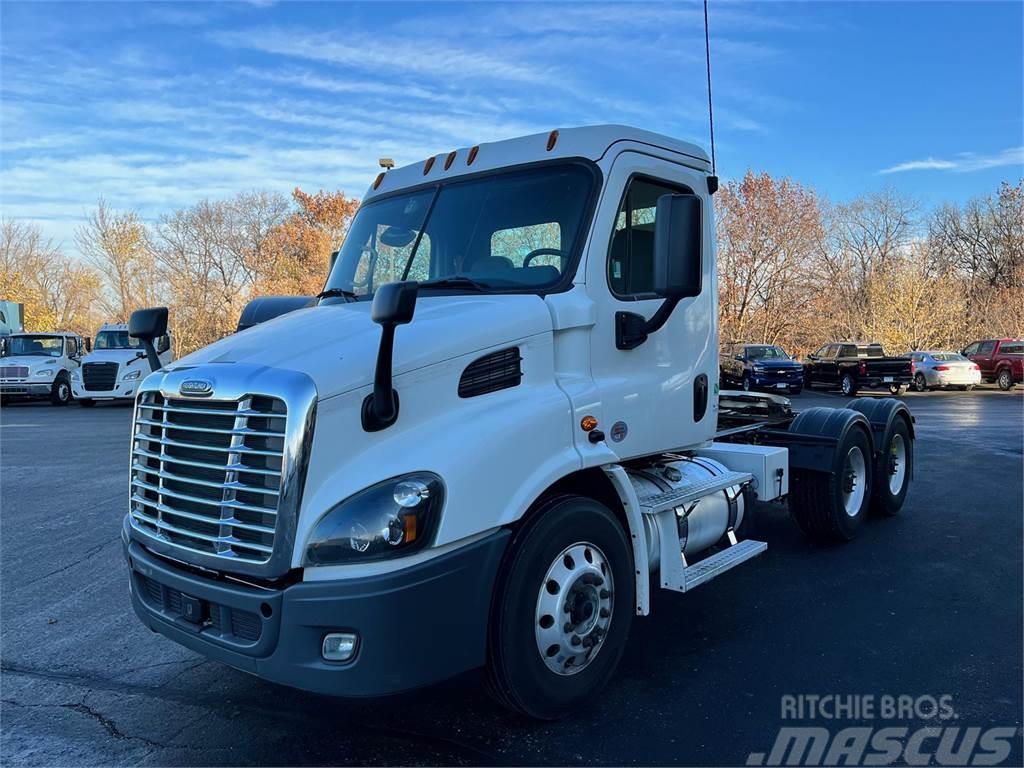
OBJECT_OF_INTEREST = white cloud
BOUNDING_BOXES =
[879,147,1024,174]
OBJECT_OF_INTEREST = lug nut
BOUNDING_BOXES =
[600,589,610,599]
[564,622,573,633]
[599,607,610,618]
[571,635,582,647]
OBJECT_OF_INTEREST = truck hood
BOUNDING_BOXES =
[168,294,553,400]
[83,349,148,366]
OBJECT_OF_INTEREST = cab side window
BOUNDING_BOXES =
[66,337,78,357]
[609,178,688,298]
[963,343,979,356]
[977,341,996,355]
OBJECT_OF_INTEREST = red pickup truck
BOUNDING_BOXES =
[962,338,1023,390]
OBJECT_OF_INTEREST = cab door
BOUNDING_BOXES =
[585,151,716,459]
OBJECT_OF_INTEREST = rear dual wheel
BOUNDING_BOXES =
[486,496,634,720]
[791,425,873,541]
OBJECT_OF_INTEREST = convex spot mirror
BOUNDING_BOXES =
[379,226,417,249]
[653,193,703,299]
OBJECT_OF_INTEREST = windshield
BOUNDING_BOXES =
[6,335,63,357]
[95,330,143,350]
[321,163,596,300]
[747,346,788,360]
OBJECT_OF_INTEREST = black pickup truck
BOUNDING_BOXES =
[804,342,912,396]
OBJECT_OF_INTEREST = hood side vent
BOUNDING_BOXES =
[459,347,522,398]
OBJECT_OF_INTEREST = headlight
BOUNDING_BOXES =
[302,473,443,566]
[752,365,764,373]
[123,369,141,381]
[70,369,81,380]
[35,368,55,378]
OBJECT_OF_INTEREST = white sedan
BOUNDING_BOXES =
[906,351,982,391]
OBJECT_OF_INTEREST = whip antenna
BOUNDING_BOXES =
[703,0,716,175]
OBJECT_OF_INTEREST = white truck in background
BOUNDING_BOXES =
[0,331,85,405]
[72,323,172,406]
[122,126,914,719]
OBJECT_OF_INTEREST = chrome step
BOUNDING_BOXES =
[680,539,766,591]
[637,470,752,515]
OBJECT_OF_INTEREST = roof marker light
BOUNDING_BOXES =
[467,146,479,166]
[546,130,559,151]
[423,156,436,175]
[444,151,457,170]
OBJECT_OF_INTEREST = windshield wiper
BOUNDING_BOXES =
[317,287,358,302]
[418,276,491,292]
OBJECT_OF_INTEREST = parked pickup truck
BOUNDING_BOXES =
[720,343,803,394]
[961,338,1022,390]
[804,342,912,396]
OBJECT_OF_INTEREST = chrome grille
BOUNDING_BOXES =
[0,366,28,379]
[130,392,287,564]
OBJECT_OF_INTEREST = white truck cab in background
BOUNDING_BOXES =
[0,331,85,405]
[73,323,172,406]
[123,126,914,719]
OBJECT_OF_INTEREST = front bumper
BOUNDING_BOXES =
[750,372,803,390]
[125,526,510,696]
[0,382,51,396]
[73,381,138,400]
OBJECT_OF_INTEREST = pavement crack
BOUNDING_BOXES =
[23,538,119,586]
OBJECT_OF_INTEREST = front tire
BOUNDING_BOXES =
[791,425,873,542]
[997,369,1014,390]
[840,373,857,397]
[50,376,71,406]
[485,495,634,720]
[742,375,752,392]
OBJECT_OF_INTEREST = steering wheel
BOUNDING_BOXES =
[522,248,566,268]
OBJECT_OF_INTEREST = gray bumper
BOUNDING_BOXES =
[0,382,50,396]
[124,526,510,697]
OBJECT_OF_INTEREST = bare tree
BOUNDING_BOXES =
[75,200,158,321]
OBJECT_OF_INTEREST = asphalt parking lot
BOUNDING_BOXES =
[2,388,1022,766]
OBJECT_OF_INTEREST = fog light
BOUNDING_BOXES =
[322,632,358,662]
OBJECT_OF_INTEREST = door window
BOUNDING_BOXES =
[609,177,689,298]
[977,341,997,355]
[963,343,979,356]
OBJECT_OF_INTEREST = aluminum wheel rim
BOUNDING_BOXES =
[535,542,613,676]
[888,434,907,495]
[58,383,69,401]
[841,446,867,516]
[842,376,853,395]
[915,373,926,391]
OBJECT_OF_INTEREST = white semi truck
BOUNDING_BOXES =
[73,322,172,406]
[123,126,913,719]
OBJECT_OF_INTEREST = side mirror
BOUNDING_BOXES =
[84,337,92,353]
[362,281,419,431]
[653,193,702,299]
[129,307,169,372]
[734,354,744,361]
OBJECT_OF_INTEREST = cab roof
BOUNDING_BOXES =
[365,124,711,201]
[98,323,128,331]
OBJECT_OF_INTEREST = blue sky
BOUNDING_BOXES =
[2,1,1022,251]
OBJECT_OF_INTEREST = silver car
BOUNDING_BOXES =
[905,351,982,391]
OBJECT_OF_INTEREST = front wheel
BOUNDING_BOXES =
[486,495,634,720]
[742,375,752,392]
[840,373,857,397]
[997,369,1014,390]
[50,376,71,405]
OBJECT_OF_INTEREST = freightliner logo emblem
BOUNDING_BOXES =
[180,379,213,397]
